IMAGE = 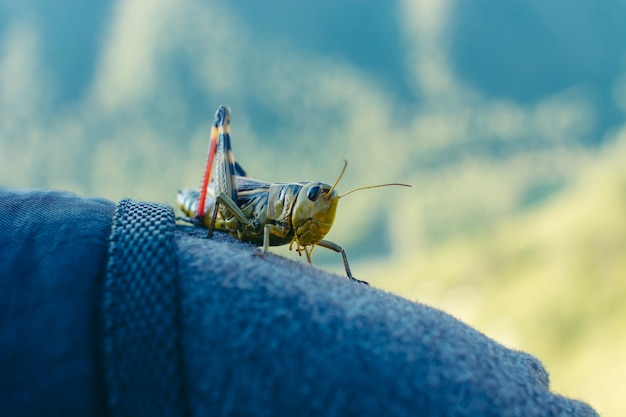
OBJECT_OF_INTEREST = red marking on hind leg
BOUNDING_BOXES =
[197,125,218,218]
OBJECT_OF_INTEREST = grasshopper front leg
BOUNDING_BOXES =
[317,240,369,285]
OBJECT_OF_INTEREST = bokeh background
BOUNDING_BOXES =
[1,0,625,414]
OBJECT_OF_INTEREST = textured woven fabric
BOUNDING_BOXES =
[1,187,600,417]
[1,187,114,417]
[103,199,186,417]
[177,229,599,417]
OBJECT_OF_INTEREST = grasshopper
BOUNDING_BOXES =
[177,106,410,284]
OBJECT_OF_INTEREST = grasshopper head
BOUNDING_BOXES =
[289,160,410,249]
[291,182,339,245]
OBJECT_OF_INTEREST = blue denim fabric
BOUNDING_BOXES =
[178,229,598,417]
[0,187,599,417]
[0,187,115,417]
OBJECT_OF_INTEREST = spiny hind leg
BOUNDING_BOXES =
[211,107,239,204]
[197,106,238,219]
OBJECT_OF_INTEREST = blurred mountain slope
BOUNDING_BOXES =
[363,133,626,417]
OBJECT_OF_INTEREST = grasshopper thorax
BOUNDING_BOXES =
[291,182,339,246]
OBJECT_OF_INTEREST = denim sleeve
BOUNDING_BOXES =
[0,189,599,417]
[177,229,599,417]
[0,187,115,417]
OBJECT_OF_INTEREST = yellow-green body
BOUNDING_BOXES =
[177,179,339,255]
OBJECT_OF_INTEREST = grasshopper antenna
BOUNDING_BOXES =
[339,183,411,199]
[329,160,411,199]
[327,160,348,196]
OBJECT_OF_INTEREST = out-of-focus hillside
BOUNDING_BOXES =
[360,132,626,417]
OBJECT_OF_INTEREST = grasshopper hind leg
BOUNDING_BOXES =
[234,161,247,177]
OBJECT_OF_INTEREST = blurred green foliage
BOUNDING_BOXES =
[360,142,626,416]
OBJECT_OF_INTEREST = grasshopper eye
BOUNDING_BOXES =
[307,185,321,201]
